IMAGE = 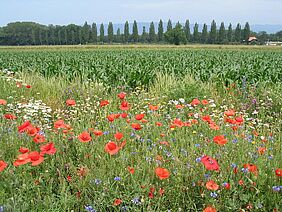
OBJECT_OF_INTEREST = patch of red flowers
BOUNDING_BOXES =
[155,167,170,180]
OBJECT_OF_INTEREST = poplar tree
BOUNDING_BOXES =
[99,23,105,43]
[184,19,191,42]
[141,26,148,43]
[193,23,199,43]
[116,28,121,43]
[124,21,130,43]
[167,19,173,31]
[132,20,138,42]
[149,22,156,43]
[243,22,250,41]
[158,19,164,42]
[218,22,226,43]
[91,23,97,43]
[235,23,241,43]
[107,22,114,43]
[201,23,208,43]
[209,20,217,44]
[227,23,233,42]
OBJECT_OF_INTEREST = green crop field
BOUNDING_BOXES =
[0,45,281,212]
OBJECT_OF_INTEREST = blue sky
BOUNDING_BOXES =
[0,0,282,26]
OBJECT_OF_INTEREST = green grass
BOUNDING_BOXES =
[0,45,281,211]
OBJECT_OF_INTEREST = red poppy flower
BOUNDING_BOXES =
[18,121,32,133]
[201,99,209,105]
[78,131,92,143]
[202,115,212,123]
[107,114,116,122]
[16,82,22,88]
[26,85,32,89]
[213,135,228,145]
[149,105,158,111]
[243,164,258,174]
[54,119,69,129]
[120,101,130,110]
[13,153,31,166]
[148,191,154,199]
[155,167,170,180]
[114,132,123,140]
[235,116,244,124]
[203,206,217,212]
[66,99,76,106]
[0,99,7,105]
[19,147,29,154]
[201,156,220,171]
[26,126,40,137]
[0,160,7,172]
[105,141,120,155]
[113,199,122,206]
[28,151,44,166]
[93,130,103,136]
[159,188,165,196]
[209,122,220,130]
[156,122,162,126]
[175,104,184,109]
[135,113,145,120]
[3,113,17,120]
[127,166,135,174]
[224,109,235,116]
[33,134,45,143]
[206,180,219,191]
[223,182,231,190]
[275,168,282,177]
[131,123,142,130]
[191,98,201,106]
[100,100,109,107]
[117,92,126,100]
[258,147,266,155]
[121,113,128,118]
[40,143,57,155]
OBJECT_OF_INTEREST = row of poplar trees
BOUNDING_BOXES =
[0,19,251,45]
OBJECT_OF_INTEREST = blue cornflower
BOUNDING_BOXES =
[94,179,102,185]
[272,186,280,192]
[85,205,96,212]
[210,192,218,198]
[0,206,4,212]
[241,168,249,173]
[114,176,121,181]
[195,144,200,147]
[131,197,141,205]
[196,157,202,163]
[204,174,210,179]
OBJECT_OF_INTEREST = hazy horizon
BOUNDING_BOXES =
[1,0,282,27]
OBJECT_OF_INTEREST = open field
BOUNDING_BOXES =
[0,45,282,211]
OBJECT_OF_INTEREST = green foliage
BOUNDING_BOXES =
[99,23,105,43]
[201,24,208,43]
[132,21,138,43]
[149,22,156,43]
[209,20,217,44]
[158,19,164,42]
[218,22,226,44]
[107,22,114,43]
[124,21,130,43]
[165,22,187,45]
[235,23,242,43]
[184,19,191,42]
[193,23,199,43]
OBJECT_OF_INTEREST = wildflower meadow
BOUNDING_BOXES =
[0,46,281,211]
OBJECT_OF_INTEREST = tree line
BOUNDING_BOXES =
[0,20,281,45]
